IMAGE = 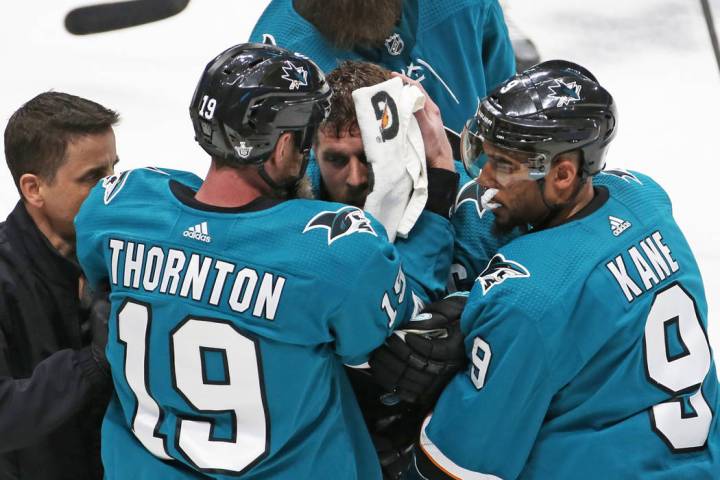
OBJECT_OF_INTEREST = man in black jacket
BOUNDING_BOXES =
[0,91,118,479]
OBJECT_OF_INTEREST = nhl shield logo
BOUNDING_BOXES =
[235,142,253,159]
[476,253,530,295]
[303,206,377,245]
[384,33,404,56]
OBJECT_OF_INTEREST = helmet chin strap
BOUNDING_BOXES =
[532,175,584,230]
[256,150,311,198]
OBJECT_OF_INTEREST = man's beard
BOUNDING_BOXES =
[344,187,370,208]
[491,211,519,237]
[279,175,315,200]
[295,0,402,49]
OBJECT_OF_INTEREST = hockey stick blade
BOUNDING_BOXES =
[65,0,190,35]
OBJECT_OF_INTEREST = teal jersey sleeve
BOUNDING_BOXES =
[417,296,555,479]
[395,211,454,304]
[330,226,411,365]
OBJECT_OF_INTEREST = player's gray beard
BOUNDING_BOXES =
[294,0,402,49]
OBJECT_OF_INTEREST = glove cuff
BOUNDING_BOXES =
[78,345,111,385]
[426,168,459,218]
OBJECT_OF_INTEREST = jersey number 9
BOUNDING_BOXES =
[644,283,713,452]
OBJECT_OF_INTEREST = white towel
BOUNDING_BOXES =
[352,77,428,242]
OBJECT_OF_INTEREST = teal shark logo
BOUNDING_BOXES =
[455,179,488,218]
[602,168,642,185]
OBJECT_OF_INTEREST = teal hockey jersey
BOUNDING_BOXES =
[249,0,516,133]
[448,160,516,292]
[305,155,454,303]
[412,170,720,479]
[447,166,662,292]
[75,167,415,479]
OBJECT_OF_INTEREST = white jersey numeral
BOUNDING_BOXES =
[118,300,172,460]
[198,95,217,120]
[644,283,713,452]
[118,300,269,473]
[470,336,492,390]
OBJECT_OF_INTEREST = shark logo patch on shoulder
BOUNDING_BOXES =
[102,170,131,205]
[304,206,377,245]
[602,168,642,185]
[455,180,488,218]
[476,253,530,294]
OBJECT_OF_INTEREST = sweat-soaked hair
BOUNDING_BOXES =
[4,91,119,194]
[320,60,393,137]
[295,0,402,49]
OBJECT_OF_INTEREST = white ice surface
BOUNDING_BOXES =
[0,0,718,360]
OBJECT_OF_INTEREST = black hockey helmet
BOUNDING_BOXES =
[461,60,617,180]
[190,43,331,165]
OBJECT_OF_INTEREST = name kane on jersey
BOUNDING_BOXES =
[606,230,680,302]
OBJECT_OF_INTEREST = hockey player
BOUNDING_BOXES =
[310,59,512,295]
[305,59,466,477]
[74,43,432,479]
[249,0,516,136]
[309,60,458,301]
[381,60,720,478]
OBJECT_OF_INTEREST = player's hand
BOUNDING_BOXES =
[87,283,111,376]
[391,72,454,171]
[369,293,469,406]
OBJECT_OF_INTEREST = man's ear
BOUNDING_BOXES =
[550,153,582,195]
[19,173,44,208]
[267,132,295,172]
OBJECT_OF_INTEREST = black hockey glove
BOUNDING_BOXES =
[369,293,468,406]
[346,367,423,479]
[373,431,415,480]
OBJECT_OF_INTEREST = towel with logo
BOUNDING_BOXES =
[352,77,428,242]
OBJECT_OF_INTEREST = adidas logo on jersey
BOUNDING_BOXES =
[609,216,631,237]
[183,221,212,243]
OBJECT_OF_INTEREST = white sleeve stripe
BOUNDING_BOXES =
[344,362,370,369]
[419,414,503,480]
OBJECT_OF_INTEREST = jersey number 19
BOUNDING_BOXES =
[117,299,269,474]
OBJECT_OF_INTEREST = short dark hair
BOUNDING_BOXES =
[4,91,119,193]
[321,60,393,137]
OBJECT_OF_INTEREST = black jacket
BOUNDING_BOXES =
[0,202,111,480]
